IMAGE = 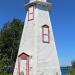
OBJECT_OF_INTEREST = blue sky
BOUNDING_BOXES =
[0,0,75,66]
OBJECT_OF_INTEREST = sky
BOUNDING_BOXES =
[0,0,75,66]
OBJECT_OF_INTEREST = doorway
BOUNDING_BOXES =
[18,52,29,75]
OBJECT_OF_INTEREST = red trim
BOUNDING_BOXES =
[42,25,49,28]
[18,52,29,75]
[24,0,26,4]
[42,27,44,43]
[24,0,29,4]
[18,52,29,57]
[42,25,50,43]
[48,28,50,43]
[26,56,29,75]
[18,58,19,75]
[28,5,35,21]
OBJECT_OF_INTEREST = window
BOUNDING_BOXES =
[28,5,34,21]
[42,25,50,43]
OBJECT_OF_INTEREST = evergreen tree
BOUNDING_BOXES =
[0,18,24,74]
[67,61,75,75]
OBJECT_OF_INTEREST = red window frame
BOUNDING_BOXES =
[28,5,34,21]
[18,52,29,75]
[42,25,50,43]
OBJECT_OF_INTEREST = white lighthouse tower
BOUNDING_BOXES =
[13,0,61,75]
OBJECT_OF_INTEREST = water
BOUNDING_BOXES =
[61,67,69,75]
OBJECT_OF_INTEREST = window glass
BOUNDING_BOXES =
[28,6,34,20]
[42,25,49,43]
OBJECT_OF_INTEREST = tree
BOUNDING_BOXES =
[0,18,24,74]
[67,61,75,75]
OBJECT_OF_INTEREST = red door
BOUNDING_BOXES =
[18,52,29,75]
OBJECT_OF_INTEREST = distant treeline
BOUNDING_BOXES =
[61,66,70,70]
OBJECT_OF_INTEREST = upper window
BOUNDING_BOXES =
[42,25,50,43]
[28,5,34,21]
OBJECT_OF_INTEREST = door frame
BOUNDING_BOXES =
[18,52,29,75]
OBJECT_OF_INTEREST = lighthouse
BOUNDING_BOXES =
[13,0,61,75]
